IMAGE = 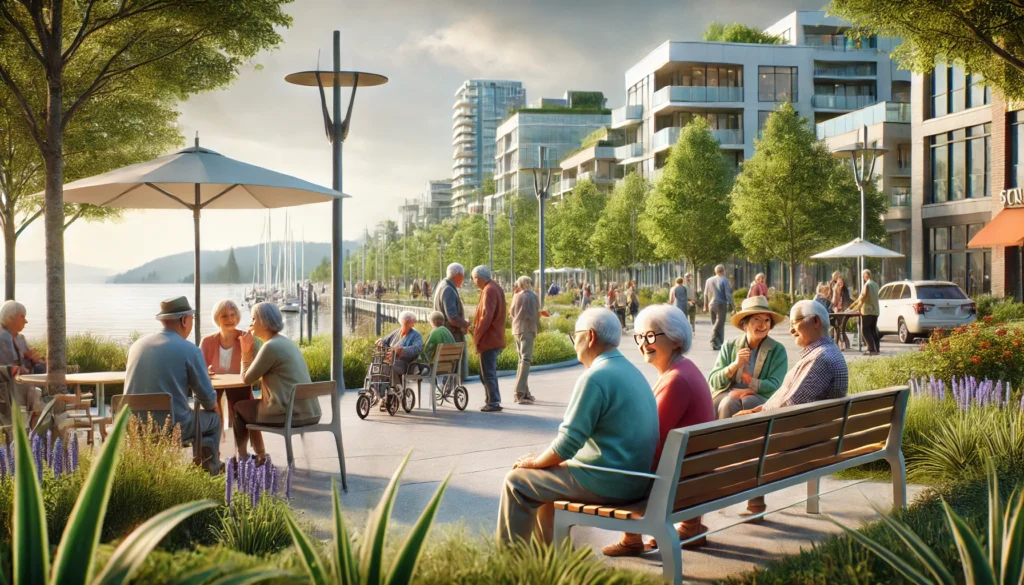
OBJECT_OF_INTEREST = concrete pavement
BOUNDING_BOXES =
[258,314,921,584]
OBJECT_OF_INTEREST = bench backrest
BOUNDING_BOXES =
[432,343,465,376]
[648,387,908,516]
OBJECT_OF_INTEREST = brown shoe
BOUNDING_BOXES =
[602,533,646,557]
[649,523,708,550]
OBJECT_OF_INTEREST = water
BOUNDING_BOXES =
[11,283,335,342]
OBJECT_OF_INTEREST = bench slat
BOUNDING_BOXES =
[766,420,844,455]
[762,438,840,476]
[685,421,769,455]
[759,443,884,485]
[770,404,846,434]
[680,441,764,479]
[674,478,759,511]
[840,426,891,453]
[567,503,585,513]
[848,394,897,416]
[582,504,601,515]
[843,408,894,436]
[675,460,759,506]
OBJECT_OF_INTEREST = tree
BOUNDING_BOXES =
[730,104,886,296]
[703,21,784,44]
[217,248,242,283]
[642,117,738,281]
[830,0,1024,102]
[591,172,655,275]
[0,0,291,383]
[310,256,331,283]
[549,179,607,269]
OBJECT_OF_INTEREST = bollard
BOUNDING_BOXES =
[307,282,314,343]
[375,301,382,336]
[298,282,304,343]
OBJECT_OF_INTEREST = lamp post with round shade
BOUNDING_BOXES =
[523,146,555,308]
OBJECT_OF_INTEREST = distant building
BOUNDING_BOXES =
[419,179,453,227]
[556,127,625,198]
[451,80,526,216]
[398,199,420,235]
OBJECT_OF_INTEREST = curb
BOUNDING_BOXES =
[341,357,580,392]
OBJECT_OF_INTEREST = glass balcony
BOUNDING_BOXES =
[612,104,643,127]
[615,143,643,160]
[816,101,911,139]
[559,178,577,193]
[654,127,744,152]
[813,65,877,77]
[578,171,615,183]
[712,129,744,145]
[805,34,878,51]
[594,146,618,159]
[891,187,911,207]
[811,94,877,110]
[653,85,744,106]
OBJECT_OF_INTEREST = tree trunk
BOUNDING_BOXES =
[44,40,67,390]
[4,219,15,301]
[788,260,796,299]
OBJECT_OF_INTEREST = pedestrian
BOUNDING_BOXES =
[374,281,385,300]
[684,273,697,331]
[849,268,881,355]
[422,278,431,300]
[669,277,688,314]
[433,263,470,381]
[748,273,768,298]
[703,264,734,351]
[509,276,539,404]
[582,283,592,309]
[471,266,506,412]
[606,283,626,331]
[626,285,640,327]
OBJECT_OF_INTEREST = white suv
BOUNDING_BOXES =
[877,280,976,343]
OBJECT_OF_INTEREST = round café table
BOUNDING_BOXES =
[828,311,862,350]
[208,373,254,428]
[17,371,125,418]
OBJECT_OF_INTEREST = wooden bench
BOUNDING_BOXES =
[401,342,466,416]
[552,387,909,585]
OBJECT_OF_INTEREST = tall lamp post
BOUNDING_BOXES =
[285,32,387,411]
[526,146,554,308]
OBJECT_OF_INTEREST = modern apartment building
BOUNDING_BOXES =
[910,64,1023,301]
[556,127,625,198]
[451,80,526,216]
[419,179,453,227]
[612,11,908,180]
[818,101,913,282]
[398,199,420,235]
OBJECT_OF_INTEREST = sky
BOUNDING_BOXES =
[12,0,824,273]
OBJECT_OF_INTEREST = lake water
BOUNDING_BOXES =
[11,283,336,342]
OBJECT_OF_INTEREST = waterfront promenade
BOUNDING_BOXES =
[272,316,921,583]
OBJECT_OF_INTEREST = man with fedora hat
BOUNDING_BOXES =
[124,296,221,474]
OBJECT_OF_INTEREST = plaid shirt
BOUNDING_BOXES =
[762,336,848,411]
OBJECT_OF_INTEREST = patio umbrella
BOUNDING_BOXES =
[811,238,904,259]
[56,139,347,343]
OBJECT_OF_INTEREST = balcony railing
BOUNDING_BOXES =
[891,187,911,207]
[612,104,643,126]
[811,94,877,110]
[712,129,744,145]
[578,171,615,183]
[615,143,643,160]
[653,85,744,106]
[805,34,878,52]
[813,65,877,77]
[654,127,744,152]
[815,101,911,139]
[559,178,577,193]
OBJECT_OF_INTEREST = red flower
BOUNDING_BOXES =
[1004,350,1013,360]
[996,328,1008,337]
[980,341,992,350]
[984,315,994,324]
[971,355,983,365]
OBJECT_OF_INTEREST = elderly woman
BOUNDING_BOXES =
[831,274,853,350]
[234,302,321,463]
[510,276,539,404]
[707,296,788,420]
[0,300,44,424]
[201,299,262,450]
[415,311,455,372]
[376,311,425,387]
[602,304,715,557]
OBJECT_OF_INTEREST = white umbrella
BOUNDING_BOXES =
[57,140,348,343]
[811,238,904,259]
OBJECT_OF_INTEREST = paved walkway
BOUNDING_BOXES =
[256,316,921,584]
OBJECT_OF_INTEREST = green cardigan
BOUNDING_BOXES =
[707,334,788,400]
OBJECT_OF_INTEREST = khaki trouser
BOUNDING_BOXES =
[713,391,767,419]
[514,332,536,400]
[497,463,630,545]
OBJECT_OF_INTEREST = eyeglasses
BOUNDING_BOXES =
[569,330,589,344]
[633,331,666,345]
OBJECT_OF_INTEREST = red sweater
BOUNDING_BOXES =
[653,358,715,465]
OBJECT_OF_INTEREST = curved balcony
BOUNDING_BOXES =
[614,143,644,162]
[652,127,744,153]
[611,105,643,128]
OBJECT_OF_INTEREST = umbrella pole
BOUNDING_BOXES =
[194,184,202,345]
[331,32,344,394]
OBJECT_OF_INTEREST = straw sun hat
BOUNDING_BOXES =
[730,295,786,329]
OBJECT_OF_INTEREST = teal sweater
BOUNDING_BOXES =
[707,334,788,400]
[551,349,659,500]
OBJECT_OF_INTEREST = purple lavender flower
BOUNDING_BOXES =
[45,430,52,464]
[52,438,63,477]
[285,461,294,500]
[31,433,42,477]
[0,446,7,478]
[226,456,235,506]
[68,436,78,472]
[270,464,278,495]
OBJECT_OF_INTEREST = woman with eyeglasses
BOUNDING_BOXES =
[602,304,715,557]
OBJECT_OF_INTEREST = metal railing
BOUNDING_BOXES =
[816,101,911,139]
[890,187,911,207]
[612,104,643,126]
[653,85,744,106]
[811,94,877,110]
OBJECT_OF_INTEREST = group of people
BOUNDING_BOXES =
[497,295,849,553]
[810,269,882,355]
[605,281,641,331]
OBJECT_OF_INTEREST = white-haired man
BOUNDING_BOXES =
[472,265,507,412]
[497,308,659,545]
[849,269,881,355]
[704,264,734,351]
[434,262,471,381]
[510,275,539,404]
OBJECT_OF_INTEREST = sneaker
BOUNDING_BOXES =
[480,404,503,412]
[518,396,535,405]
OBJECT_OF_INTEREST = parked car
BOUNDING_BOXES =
[877,280,976,343]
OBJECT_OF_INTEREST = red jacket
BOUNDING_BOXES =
[473,281,507,352]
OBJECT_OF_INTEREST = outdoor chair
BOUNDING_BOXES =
[246,380,348,492]
[402,342,467,416]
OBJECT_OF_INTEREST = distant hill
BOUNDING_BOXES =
[110,241,361,284]
[15,261,115,284]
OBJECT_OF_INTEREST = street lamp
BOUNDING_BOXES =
[285,31,387,416]
[524,146,554,307]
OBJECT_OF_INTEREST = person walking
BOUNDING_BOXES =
[830,274,853,350]
[509,276,539,404]
[472,266,507,412]
[433,263,471,381]
[669,277,688,315]
[685,273,697,331]
[703,264,734,351]
[849,268,881,355]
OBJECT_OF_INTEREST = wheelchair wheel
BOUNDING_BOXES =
[356,394,371,420]
[402,387,416,413]
[386,393,400,416]
[454,386,469,411]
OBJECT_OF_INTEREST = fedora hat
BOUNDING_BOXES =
[730,295,786,329]
[155,296,196,320]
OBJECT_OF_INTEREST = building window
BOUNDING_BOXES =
[1012,111,1024,188]
[929,124,990,204]
[930,64,990,119]
[759,66,798,102]
[929,223,990,294]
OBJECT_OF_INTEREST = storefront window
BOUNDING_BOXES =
[929,223,990,294]
[1012,111,1024,188]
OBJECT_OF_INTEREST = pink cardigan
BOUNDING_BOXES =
[200,330,245,375]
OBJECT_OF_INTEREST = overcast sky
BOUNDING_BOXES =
[13,0,824,272]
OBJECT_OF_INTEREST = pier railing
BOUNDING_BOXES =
[343,297,434,335]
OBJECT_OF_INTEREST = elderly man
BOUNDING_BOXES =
[472,265,507,412]
[509,276,539,405]
[124,297,221,474]
[849,268,881,355]
[0,300,45,426]
[704,264,734,351]
[434,263,471,381]
[497,308,658,545]
[375,311,424,400]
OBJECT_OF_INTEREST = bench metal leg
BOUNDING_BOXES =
[285,431,295,469]
[887,451,907,509]
[552,512,573,548]
[806,478,820,514]
[333,426,348,492]
[656,522,684,585]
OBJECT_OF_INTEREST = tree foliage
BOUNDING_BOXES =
[703,21,784,44]
[310,257,331,283]
[830,0,1024,101]
[549,179,607,269]
[730,104,885,296]
[591,172,655,270]
[642,117,738,277]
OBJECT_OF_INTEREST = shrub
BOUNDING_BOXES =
[768,292,794,316]
[992,299,1024,323]
[651,289,669,304]
[638,287,653,305]
[921,322,1024,387]
[112,545,299,585]
[544,314,574,335]
[733,287,748,307]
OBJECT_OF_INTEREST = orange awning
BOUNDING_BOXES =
[968,208,1024,248]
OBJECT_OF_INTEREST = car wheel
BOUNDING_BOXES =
[898,318,915,344]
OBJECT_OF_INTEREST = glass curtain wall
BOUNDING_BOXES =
[928,223,991,294]
[929,124,990,203]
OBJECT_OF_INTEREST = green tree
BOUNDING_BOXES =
[642,117,738,279]
[217,248,242,283]
[0,0,290,384]
[703,21,784,44]
[830,0,1024,101]
[550,179,607,269]
[591,172,655,275]
[730,104,886,296]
